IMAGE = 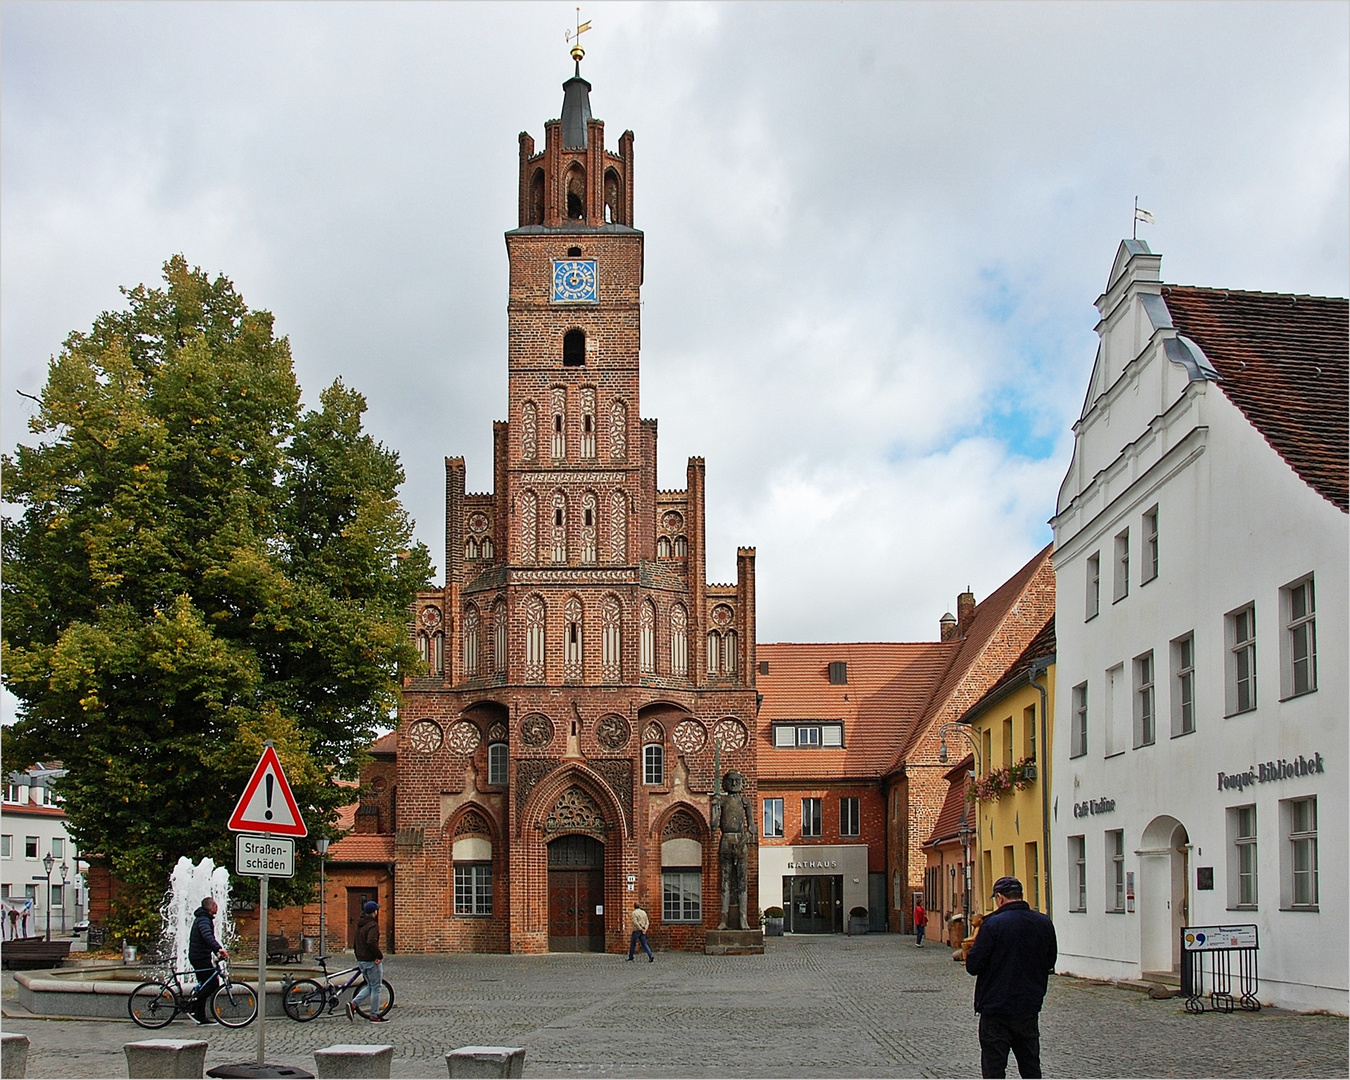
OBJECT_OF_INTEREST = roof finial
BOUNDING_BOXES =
[565,8,591,76]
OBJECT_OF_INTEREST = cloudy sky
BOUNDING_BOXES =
[3,2,1347,685]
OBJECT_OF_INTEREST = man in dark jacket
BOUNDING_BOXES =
[349,900,387,1022]
[965,876,1057,1078]
[187,897,228,1024]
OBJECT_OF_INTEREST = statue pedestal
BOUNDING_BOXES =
[705,928,765,955]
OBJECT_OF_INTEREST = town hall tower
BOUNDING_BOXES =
[390,64,760,954]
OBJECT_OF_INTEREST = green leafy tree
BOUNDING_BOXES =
[2,256,432,942]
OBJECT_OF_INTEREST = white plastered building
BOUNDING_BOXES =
[1049,240,1348,1013]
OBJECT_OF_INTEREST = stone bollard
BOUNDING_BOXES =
[1,1033,30,1079]
[445,1046,526,1079]
[123,1038,209,1079]
[313,1044,394,1079]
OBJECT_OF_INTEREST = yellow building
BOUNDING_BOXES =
[962,616,1055,916]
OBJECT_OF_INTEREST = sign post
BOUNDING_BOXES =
[228,742,307,1069]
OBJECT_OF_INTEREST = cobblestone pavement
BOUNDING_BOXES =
[3,935,1346,1078]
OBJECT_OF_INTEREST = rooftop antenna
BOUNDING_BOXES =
[565,8,591,75]
[1132,196,1155,240]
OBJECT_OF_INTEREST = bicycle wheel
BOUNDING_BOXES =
[128,981,178,1029]
[353,979,394,1019]
[211,981,259,1027]
[282,978,326,1021]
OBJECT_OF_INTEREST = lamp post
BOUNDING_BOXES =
[60,863,69,935]
[41,853,54,942]
[939,721,983,918]
[315,837,329,958]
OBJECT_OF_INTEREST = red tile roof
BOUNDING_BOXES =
[369,731,399,755]
[960,615,1056,723]
[329,833,394,863]
[894,543,1055,765]
[757,641,957,781]
[1163,286,1349,513]
[0,804,68,820]
[925,754,974,847]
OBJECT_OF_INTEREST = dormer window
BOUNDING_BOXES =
[771,722,844,748]
[828,661,847,685]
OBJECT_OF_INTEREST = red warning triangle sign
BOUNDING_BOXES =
[227,745,308,836]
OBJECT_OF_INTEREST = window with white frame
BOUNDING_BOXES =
[1170,633,1196,737]
[662,868,702,923]
[51,837,63,858]
[1,835,10,858]
[1133,651,1155,747]
[1070,683,1088,758]
[1069,835,1087,911]
[1227,804,1257,909]
[487,742,508,787]
[1113,529,1129,602]
[1282,796,1317,910]
[3,784,21,804]
[1085,552,1100,620]
[840,797,860,837]
[763,798,784,838]
[1106,830,1125,912]
[801,798,822,838]
[454,863,493,915]
[1281,575,1317,698]
[1142,507,1159,584]
[643,743,664,786]
[1226,604,1257,715]
[24,837,38,859]
[771,723,844,748]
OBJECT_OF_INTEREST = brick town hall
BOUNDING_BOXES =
[366,62,761,955]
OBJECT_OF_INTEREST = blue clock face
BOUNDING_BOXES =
[552,260,599,303]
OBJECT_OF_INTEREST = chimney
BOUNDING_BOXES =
[957,588,977,636]
[939,612,958,642]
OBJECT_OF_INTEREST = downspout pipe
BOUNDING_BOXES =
[1028,658,1053,919]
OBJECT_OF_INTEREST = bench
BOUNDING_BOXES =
[1,937,73,970]
[314,1044,394,1079]
[266,933,303,964]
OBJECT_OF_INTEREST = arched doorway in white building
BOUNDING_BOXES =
[1138,816,1190,977]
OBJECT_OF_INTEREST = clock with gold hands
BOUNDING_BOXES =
[552,259,598,303]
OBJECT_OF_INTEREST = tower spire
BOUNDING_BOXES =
[562,9,593,149]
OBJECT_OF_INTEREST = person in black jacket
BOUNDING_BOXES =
[965,876,1057,1078]
[348,900,387,1022]
[187,897,228,1024]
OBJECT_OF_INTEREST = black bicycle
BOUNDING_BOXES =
[128,956,258,1028]
[281,955,393,1021]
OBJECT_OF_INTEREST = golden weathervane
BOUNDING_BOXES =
[565,8,591,64]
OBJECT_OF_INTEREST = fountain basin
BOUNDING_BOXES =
[13,964,317,1020]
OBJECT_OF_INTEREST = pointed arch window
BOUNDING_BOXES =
[564,596,583,681]
[604,168,622,225]
[580,491,598,564]
[564,163,586,221]
[657,536,672,558]
[640,599,656,673]
[463,604,481,677]
[466,537,480,560]
[602,595,622,683]
[481,536,494,560]
[525,595,546,682]
[673,535,688,558]
[670,603,689,676]
[529,168,545,226]
[722,630,738,676]
[551,490,568,564]
[492,599,508,674]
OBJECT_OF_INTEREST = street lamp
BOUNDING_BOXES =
[938,721,984,918]
[60,863,69,935]
[315,837,330,958]
[41,853,54,942]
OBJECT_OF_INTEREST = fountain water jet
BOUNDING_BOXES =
[159,857,232,974]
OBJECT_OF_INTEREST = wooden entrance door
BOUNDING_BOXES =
[547,835,605,952]
[346,886,378,949]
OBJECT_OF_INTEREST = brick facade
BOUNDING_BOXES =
[381,71,758,954]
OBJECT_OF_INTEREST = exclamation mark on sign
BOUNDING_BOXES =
[265,774,274,820]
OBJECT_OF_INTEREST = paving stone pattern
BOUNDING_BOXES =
[3,936,1345,1078]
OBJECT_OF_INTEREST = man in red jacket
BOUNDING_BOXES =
[965,877,1057,1078]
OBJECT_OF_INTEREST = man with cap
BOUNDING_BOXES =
[965,876,1057,1078]
[349,899,387,1022]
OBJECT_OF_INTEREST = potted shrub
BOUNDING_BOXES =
[848,906,869,935]
[761,906,785,936]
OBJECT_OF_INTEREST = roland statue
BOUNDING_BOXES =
[711,769,757,930]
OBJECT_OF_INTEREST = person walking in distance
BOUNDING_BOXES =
[627,903,654,962]
[348,900,387,1022]
[187,897,228,1024]
[914,899,928,947]
[965,877,1057,1078]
